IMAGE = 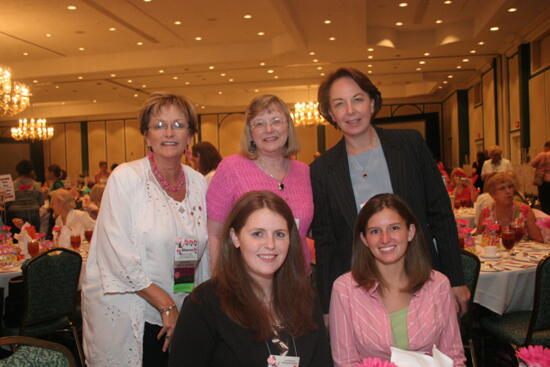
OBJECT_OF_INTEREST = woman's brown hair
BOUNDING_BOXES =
[191,141,222,175]
[351,193,431,293]
[317,67,383,128]
[213,190,315,340]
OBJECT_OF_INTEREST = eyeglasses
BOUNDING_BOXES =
[149,120,188,131]
[249,117,286,131]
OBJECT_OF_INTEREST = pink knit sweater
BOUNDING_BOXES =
[206,154,314,264]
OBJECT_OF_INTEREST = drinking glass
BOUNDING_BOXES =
[84,229,93,243]
[28,240,40,258]
[501,226,516,250]
[70,234,81,251]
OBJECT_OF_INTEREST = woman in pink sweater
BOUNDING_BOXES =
[207,95,314,269]
[329,193,465,366]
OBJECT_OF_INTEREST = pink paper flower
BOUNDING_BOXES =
[52,226,62,232]
[536,217,550,230]
[459,227,474,234]
[456,219,468,227]
[516,345,550,367]
[356,358,398,367]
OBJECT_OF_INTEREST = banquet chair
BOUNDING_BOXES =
[460,250,481,367]
[480,255,550,347]
[0,336,76,366]
[0,248,84,366]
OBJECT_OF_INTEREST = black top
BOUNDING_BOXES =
[168,280,333,367]
[310,127,464,312]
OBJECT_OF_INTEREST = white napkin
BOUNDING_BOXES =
[390,345,453,367]
[13,222,31,258]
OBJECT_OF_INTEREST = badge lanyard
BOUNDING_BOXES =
[266,335,299,367]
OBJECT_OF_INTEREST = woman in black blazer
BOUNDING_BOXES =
[310,67,469,316]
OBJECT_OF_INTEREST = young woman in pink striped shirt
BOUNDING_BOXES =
[329,193,465,366]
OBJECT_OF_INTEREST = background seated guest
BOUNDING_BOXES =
[81,183,105,220]
[472,150,488,193]
[531,140,550,214]
[169,191,332,367]
[207,94,313,270]
[329,193,465,367]
[191,141,222,184]
[6,160,43,234]
[44,164,65,192]
[476,172,543,242]
[49,188,95,248]
[450,168,478,207]
[94,161,110,184]
[480,145,513,181]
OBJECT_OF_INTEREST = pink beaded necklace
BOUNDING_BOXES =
[148,152,185,192]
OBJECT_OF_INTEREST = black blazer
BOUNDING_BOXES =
[310,127,464,312]
[168,280,332,367]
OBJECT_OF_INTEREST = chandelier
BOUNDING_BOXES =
[11,118,54,141]
[291,101,328,127]
[1,65,31,117]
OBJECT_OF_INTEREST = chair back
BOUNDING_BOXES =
[0,336,76,367]
[460,250,481,301]
[21,248,82,327]
[526,255,550,345]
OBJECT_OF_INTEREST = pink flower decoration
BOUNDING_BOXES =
[355,357,398,367]
[459,227,474,234]
[17,184,31,191]
[520,205,530,215]
[52,226,62,232]
[1,226,11,231]
[516,345,550,367]
[488,224,500,231]
[536,217,550,230]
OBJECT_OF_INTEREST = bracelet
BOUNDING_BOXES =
[159,304,177,317]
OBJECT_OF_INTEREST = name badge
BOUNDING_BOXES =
[267,355,299,367]
[174,237,198,293]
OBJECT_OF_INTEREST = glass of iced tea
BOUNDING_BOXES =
[28,240,40,257]
[501,226,516,250]
[70,234,81,250]
[84,229,93,243]
[511,222,524,243]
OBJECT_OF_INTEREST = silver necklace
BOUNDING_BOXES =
[257,159,288,191]
[350,154,370,179]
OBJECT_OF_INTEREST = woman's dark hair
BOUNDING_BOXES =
[351,193,431,293]
[47,164,62,179]
[16,160,33,177]
[476,150,488,163]
[317,67,383,127]
[213,191,315,340]
[138,92,197,135]
[544,141,550,149]
[191,142,222,175]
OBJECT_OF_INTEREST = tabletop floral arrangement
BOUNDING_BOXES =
[356,358,397,367]
[516,345,550,367]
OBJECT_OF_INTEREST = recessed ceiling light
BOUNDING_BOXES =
[45,33,52,37]
[109,27,117,31]
[174,21,182,25]
[399,3,408,7]
[462,58,469,62]
[218,91,222,95]
[243,14,252,19]
[490,26,499,31]
[443,80,448,84]
[448,75,453,78]
[309,51,315,56]
[92,100,97,103]
[507,8,517,13]
[33,80,38,83]
[67,5,77,10]
[367,48,374,52]
[368,55,373,59]
[419,60,426,64]
[424,52,430,56]
[141,84,146,88]
[368,64,373,68]
[267,69,274,73]
[317,66,323,70]
[329,36,336,41]
[367,70,372,74]
[185,81,190,85]
[320,72,325,76]
[134,94,139,97]
[136,42,143,46]
[395,22,403,26]
[470,50,477,54]
[324,20,332,24]
[159,69,164,73]
[127,80,132,83]
[78,47,85,51]
[143,0,152,2]
[77,76,83,80]
[260,62,266,66]
[456,65,462,69]
[23,52,29,56]
[209,66,215,70]
[478,41,485,45]
[55,85,60,89]
[257,31,265,36]
[220,73,226,76]
[438,86,443,89]
[436,19,443,24]
[416,67,422,71]
[444,0,452,4]
[173,76,178,80]
[110,73,116,77]
[313,59,318,62]
[195,36,203,41]
[254,89,259,93]
[201,106,205,109]
[274,75,279,79]
[228,78,234,82]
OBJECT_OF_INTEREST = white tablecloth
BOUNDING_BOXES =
[473,241,550,315]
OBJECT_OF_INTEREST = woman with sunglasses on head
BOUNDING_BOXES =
[207,95,314,271]
[330,193,465,366]
[170,191,332,367]
[82,92,209,366]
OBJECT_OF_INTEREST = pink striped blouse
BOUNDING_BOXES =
[329,271,465,367]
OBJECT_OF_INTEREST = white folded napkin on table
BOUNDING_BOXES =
[390,345,453,367]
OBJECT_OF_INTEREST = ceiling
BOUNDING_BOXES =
[1,0,549,122]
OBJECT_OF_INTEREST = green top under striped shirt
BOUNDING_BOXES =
[389,307,409,350]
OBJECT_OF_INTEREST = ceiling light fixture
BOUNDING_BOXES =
[309,51,315,56]
[174,21,182,25]
[329,36,336,41]
[424,52,430,56]
[399,3,408,7]
[11,118,53,141]
[67,5,77,10]
[444,0,452,4]
[194,36,203,41]
[490,26,499,31]
[257,31,265,36]
[159,69,164,73]
[291,102,328,127]
[78,47,85,51]
[77,76,83,80]
[0,66,31,116]
[136,42,143,46]
[456,66,462,69]
[395,21,403,26]
[448,75,453,78]
[23,52,29,56]
[313,59,318,63]
[368,55,373,59]
[416,67,422,71]
[443,80,448,84]
[478,41,485,45]
[462,58,469,62]
[419,60,426,64]
[127,80,132,83]
[368,64,372,68]
[243,14,252,19]
[367,48,374,52]
[45,33,52,37]
[109,27,117,31]
[260,62,266,66]
[436,19,443,24]
[209,66,215,70]
[110,73,116,77]
[368,70,373,74]
[507,8,517,13]
[274,76,279,79]
[324,20,332,24]
[470,50,476,54]
[229,78,234,82]
[173,76,178,80]
[220,73,226,76]
[267,69,274,73]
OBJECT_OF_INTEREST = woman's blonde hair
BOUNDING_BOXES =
[50,188,76,211]
[239,95,300,159]
[89,184,105,206]
[485,171,517,195]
